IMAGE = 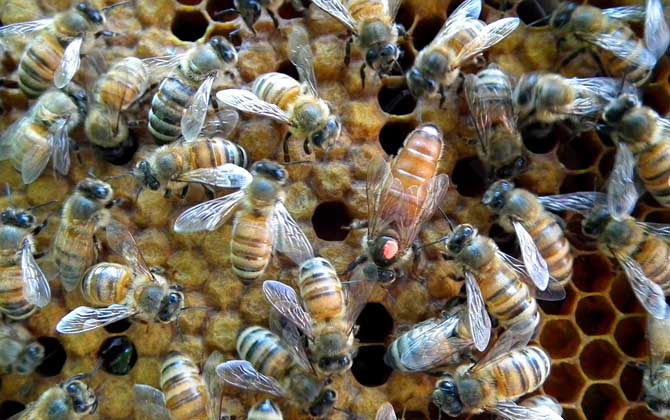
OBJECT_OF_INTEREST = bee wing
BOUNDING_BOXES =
[433,0,482,44]
[635,221,670,238]
[271,202,314,265]
[376,402,398,420]
[498,251,566,301]
[465,271,491,352]
[385,0,403,20]
[602,6,645,21]
[615,251,669,320]
[464,74,492,156]
[262,280,314,337]
[0,18,52,38]
[105,221,153,280]
[537,192,607,213]
[216,360,286,398]
[366,156,395,239]
[512,220,549,291]
[173,189,244,233]
[216,89,291,124]
[608,144,638,221]
[141,53,184,83]
[20,130,52,185]
[50,118,71,178]
[569,77,628,104]
[54,37,83,89]
[175,164,253,189]
[202,109,240,138]
[310,0,358,33]
[343,262,376,331]
[492,401,563,420]
[269,309,313,372]
[578,31,657,69]
[289,26,318,97]
[21,239,50,308]
[645,0,670,59]
[472,323,535,372]
[56,304,136,334]
[181,74,216,142]
[397,316,472,371]
[204,351,225,419]
[0,117,24,160]
[452,18,520,68]
[133,384,171,420]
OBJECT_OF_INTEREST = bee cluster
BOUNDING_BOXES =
[0,0,668,418]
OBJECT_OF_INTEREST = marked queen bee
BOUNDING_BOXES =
[0,320,45,375]
[8,374,97,420]
[56,222,185,334]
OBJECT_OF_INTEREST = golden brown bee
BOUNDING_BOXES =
[85,57,150,163]
[0,89,82,184]
[217,26,340,160]
[482,179,573,287]
[174,160,311,282]
[0,206,50,320]
[464,65,527,180]
[248,400,284,420]
[0,320,44,375]
[432,338,552,419]
[549,0,669,86]
[217,326,338,418]
[406,0,519,101]
[134,351,224,420]
[9,374,97,419]
[147,37,238,144]
[643,316,670,417]
[348,124,449,284]
[56,222,185,334]
[52,177,116,292]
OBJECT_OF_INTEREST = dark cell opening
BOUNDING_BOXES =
[396,43,415,74]
[355,303,393,343]
[565,214,597,252]
[351,345,392,386]
[624,406,662,420]
[35,337,67,377]
[620,363,643,402]
[378,82,417,115]
[543,362,586,403]
[521,123,561,154]
[311,201,351,241]
[172,10,209,41]
[277,60,300,81]
[405,411,427,420]
[207,0,237,23]
[379,120,416,155]
[539,282,576,315]
[517,0,552,26]
[278,0,305,20]
[104,318,132,334]
[580,340,621,380]
[575,295,616,336]
[488,223,519,259]
[572,254,613,293]
[581,383,625,420]
[598,148,615,179]
[484,0,515,11]
[452,157,488,197]
[178,0,201,4]
[95,134,139,166]
[98,336,138,375]
[395,4,415,33]
[610,273,644,314]
[614,317,648,358]
[644,210,670,223]
[0,401,24,420]
[557,133,601,170]
[560,173,598,194]
[412,17,444,51]
[539,319,581,358]
[643,83,670,116]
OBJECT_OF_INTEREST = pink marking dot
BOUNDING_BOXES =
[383,241,399,260]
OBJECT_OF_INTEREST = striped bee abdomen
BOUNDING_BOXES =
[230,213,273,281]
[298,257,345,322]
[81,263,133,306]
[148,76,197,144]
[160,352,209,420]
[0,266,36,320]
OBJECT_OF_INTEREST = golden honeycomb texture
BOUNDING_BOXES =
[0,0,669,418]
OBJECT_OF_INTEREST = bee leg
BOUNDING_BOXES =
[557,47,586,70]
[303,138,312,155]
[344,255,368,274]
[343,219,368,231]
[282,132,292,163]
[588,51,609,77]
[179,186,189,199]
[360,63,367,89]
[344,36,353,66]
[266,8,279,29]
[228,29,243,47]
[95,30,122,39]
[439,85,448,108]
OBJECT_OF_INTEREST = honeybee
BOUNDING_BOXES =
[134,351,224,420]
[405,0,519,101]
[174,160,311,282]
[482,179,573,287]
[0,2,122,97]
[248,400,284,420]
[146,36,238,144]
[0,89,82,184]
[0,321,44,375]
[217,326,338,418]
[518,395,563,420]
[8,374,97,419]
[348,124,450,284]
[513,72,636,128]
[308,0,403,85]
[216,26,340,160]
[85,57,150,163]
[56,222,185,334]
[0,205,50,320]
[432,335,552,419]
[643,316,670,417]
[52,177,117,292]
[464,65,527,180]
[549,0,669,86]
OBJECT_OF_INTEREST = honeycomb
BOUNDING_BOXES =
[0,0,669,418]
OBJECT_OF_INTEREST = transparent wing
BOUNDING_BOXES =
[204,351,225,419]
[216,360,286,398]
[645,0,670,59]
[21,239,50,308]
[636,222,670,238]
[21,136,51,185]
[310,0,358,33]
[202,109,240,138]
[386,0,403,19]
[434,0,482,44]
[464,73,507,158]
[538,192,606,213]
[54,37,83,89]
[452,18,520,67]
[376,402,397,420]
[512,220,549,291]
[344,262,377,330]
[141,53,183,83]
[182,74,215,142]
[472,323,535,371]
[397,316,471,371]
[173,189,244,233]
[289,26,318,97]
[497,251,566,301]
[492,401,561,420]
[366,156,395,239]
[262,280,313,336]
[50,118,71,178]
[0,18,52,38]
[616,252,669,320]
[578,31,657,68]
[175,164,253,189]
[569,77,626,104]
[216,89,291,124]
[465,271,491,352]
[55,304,135,334]
[105,221,153,280]
[133,384,171,420]
[602,6,645,21]
[272,202,314,265]
[608,144,638,221]
[269,309,312,371]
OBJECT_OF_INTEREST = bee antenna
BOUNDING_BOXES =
[527,15,550,27]
[284,160,312,166]
[438,207,455,231]
[102,0,132,13]
[414,238,446,251]
[103,173,134,182]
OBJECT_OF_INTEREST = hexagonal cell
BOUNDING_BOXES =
[278,0,305,20]
[517,0,552,25]
[572,253,613,293]
[412,17,444,51]
[610,273,645,315]
[172,10,209,41]
[557,132,603,170]
[356,303,394,343]
[562,407,585,420]
[277,60,299,81]
[352,345,392,386]
[565,214,598,252]
[614,316,648,358]
[0,401,24,419]
[207,0,237,23]
[379,120,416,156]
[623,405,660,420]
[620,363,644,402]
[452,157,487,197]
[311,201,351,241]
[35,337,66,377]
[104,318,132,334]
[543,362,586,403]
[98,336,138,375]
[539,319,581,359]
[575,295,617,336]
[581,383,626,420]
[560,173,599,194]
[488,223,519,259]
[522,123,563,154]
[539,282,577,315]
[580,339,622,380]
[378,82,417,115]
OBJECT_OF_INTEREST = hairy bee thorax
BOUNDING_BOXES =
[644,365,670,417]
[292,98,329,134]
[600,218,642,251]
[457,236,496,271]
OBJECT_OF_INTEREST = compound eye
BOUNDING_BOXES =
[516,90,531,106]
[66,383,78,393]
[168,292,181,305]
[462,226,473,236]
[95,186,109,198]
[311,130,326,147]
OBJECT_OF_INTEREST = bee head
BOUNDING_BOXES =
[366,43,400,74]
[135,160,160,190]
[582,206,611,238]
[369,235,400,268]
[308,388,337,417]
[311,117,341,148]
[445,224,476,255]
[1,209,36,229]
[513,74,538,114]
[550,2,577,30]
[407,68,437,98]
[432,377,463,416]
[482,179,514,211]
[157,288,185,323]
[15,342,45,374]
[209,36,238,65]
[76,3,104,24]
[62,376,97,415]
[253,161,287,182]
[78,179,113,202]
[317,354,352,373]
